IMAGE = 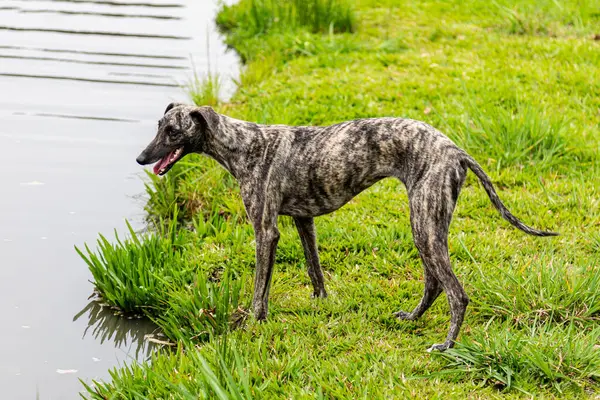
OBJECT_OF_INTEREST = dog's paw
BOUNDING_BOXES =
[393,310,413,320]
[251,304,268,322]
[311,290,328,299]
[426,342,451,352]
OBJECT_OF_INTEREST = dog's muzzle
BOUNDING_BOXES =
[136,151,150,165]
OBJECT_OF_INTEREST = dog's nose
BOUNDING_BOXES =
[136,152,147,165]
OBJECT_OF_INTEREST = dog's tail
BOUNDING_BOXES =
[463,154,558,237]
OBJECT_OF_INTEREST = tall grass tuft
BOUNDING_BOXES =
[155,269,246,342]
[82,340,257,399]
[217,0,355,36]
[449,102,579,171]
[495,0,600,36]
[188,70,221,107]
[469,255,600,326]
[143,161,198,225]
[76,214,246,341]
[438,322,600,393]
[78,217,251,396]
[75,218,195,314]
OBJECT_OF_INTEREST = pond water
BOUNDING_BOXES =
[0,0,238,398]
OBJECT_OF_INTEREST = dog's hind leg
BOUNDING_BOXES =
[394,268,442,321]
[294,217,327,298]
[399,166,468,351]
[421,242,469,353]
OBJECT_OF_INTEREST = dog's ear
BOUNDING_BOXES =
[164,102,186,115]
[190,106,219,133]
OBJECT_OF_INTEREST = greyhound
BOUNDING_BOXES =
[136,103,557,352]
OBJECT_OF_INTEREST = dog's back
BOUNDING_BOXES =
[269,117,461,217]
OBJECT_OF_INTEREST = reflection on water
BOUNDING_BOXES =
[73,298,157,361]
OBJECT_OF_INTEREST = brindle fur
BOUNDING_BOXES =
[136,103,557,352]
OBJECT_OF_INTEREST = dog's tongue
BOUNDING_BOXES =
[153,151,175,175]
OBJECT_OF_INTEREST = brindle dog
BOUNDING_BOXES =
[136,103,557,352]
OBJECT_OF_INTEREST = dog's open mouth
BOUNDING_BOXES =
[153,147,184,176]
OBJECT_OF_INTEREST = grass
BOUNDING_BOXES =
[469,253,600,326]
[439,322,600,394]
[446,99,588,172]
[76,217,194,314]
[76,215,246,338]
[187,70,221,108]
[494,0,600,36]
[217,0,355,36]
[79,0,600,398]
[142,158,242,226]
[83,339,256,399]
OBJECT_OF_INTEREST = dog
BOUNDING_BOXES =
[136,103,557,352]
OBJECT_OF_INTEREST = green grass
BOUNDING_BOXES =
[76,217,194,314]
[83,340,257,399]
[76,216,246,339]
[142,159,242,226]
[79,0,600,398]
[469,253,600,326]
[446,99,588,172]
[439,322,600,394]
[187,70,221,108]
[494,0,600,36]
[217,0,355,36]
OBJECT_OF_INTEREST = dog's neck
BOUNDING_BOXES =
[199,114,261,179]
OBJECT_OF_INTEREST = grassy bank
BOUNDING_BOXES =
[80,0,600,398]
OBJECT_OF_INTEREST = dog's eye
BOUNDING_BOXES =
[165,126,180,138]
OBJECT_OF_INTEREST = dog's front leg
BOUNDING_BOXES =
[251,221,280,320]
[241,186,282,321]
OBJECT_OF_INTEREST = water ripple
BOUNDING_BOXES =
[0,26,191,39]
[0,54,188,70]
[0,73,179,87]
[0,45,187,60]
[11,0,184,8]
[14,8,182,20]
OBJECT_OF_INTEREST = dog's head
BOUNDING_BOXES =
[136,102,219,175]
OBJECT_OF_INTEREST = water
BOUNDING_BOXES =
[0,1,239,398]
